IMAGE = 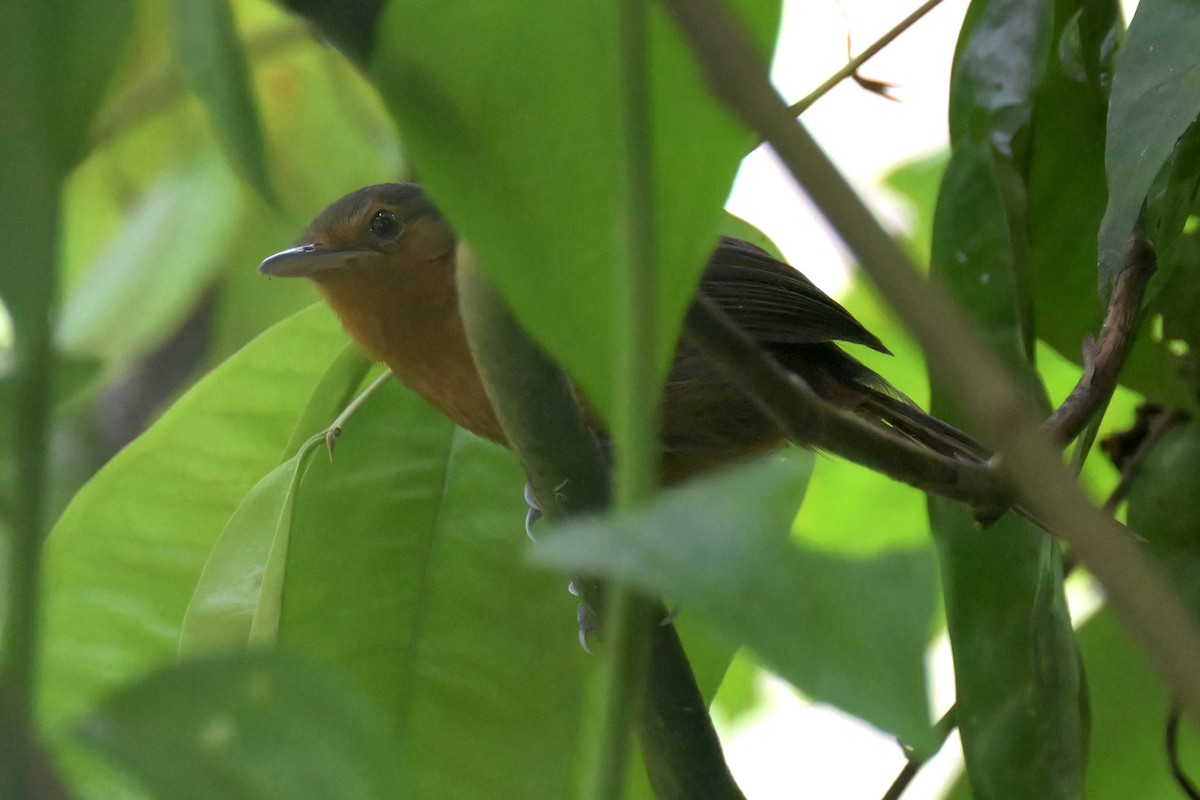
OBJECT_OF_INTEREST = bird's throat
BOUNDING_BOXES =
[314,264,507,444]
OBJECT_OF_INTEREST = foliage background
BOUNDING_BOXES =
[2,0,1200,798]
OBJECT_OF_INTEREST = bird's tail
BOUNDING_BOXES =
[856,389,991,463]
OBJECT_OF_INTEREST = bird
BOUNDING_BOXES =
[259,182,984,484]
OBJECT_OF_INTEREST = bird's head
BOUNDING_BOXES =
[258,182,456,282]
[258,182,469,379]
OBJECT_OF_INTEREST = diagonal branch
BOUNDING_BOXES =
[785,0,947,119]
[1044,221,1157,446]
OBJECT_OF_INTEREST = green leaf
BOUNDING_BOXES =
[932,1,1088,796]
[171,0,276,202]
[179,345,371,656]
[1098,0,1200,280]
[533,453,940,754]
[280,342,373,459]
[947,606,1200,800]
[178,453,309,655]
[77,651,409,800]
[932,140,1030,367]
[57,158,243,372]
[368,0,781,426]
[1079,610,1199,800]
[949,0,1054,160]
[273,377,594,798]
[1026,0,1118,375]
[39,304,347,736]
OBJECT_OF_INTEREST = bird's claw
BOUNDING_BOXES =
[524,483,543,542]
[527,485,594,653]
[577,602,594,655]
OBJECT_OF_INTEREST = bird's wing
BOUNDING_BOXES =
[699,236,891,354]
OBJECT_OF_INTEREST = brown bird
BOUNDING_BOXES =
[259,183,982,483]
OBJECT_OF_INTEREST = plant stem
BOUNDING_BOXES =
[579,1,660,797]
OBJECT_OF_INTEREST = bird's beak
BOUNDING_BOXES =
[258,243,368,277]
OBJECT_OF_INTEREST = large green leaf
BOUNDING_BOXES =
[77,651,409,800]
[39,303,346,736]
[367,0,781,426]
[533,453,940,754]
[177,453,310,655]
[948,607,1200,800]
[273,377,591,798]
[1026,0,1117,376]
[932,1,1088,797]
[1098,0,1200,281]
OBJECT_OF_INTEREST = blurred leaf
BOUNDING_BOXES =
[883,151,949,264]
[57,158,243,372]
[711,649,763,723]
[368,0,781,426]
[1079,610,1200,800]
[39,304,346,737]
[533,452,940,754]
[172,0,276,202]
[1098,0,1200,280]
[0,9,133,789]
[719,211,784,260]
[78,650,409,800]
[274,0,386,63]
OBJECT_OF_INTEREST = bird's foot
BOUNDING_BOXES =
[526,483,593,653]
[524,482,542,542]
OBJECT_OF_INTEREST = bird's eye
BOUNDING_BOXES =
[369,209,402,239]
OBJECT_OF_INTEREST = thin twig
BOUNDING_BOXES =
[880,707,957,800]
[1044,221,1157,446]
[785,0,947,118]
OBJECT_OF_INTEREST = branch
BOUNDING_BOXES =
[785,0,947,119]
[662,0,1200,726]
[1044,222,1157,446]
[880,707,957,800]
